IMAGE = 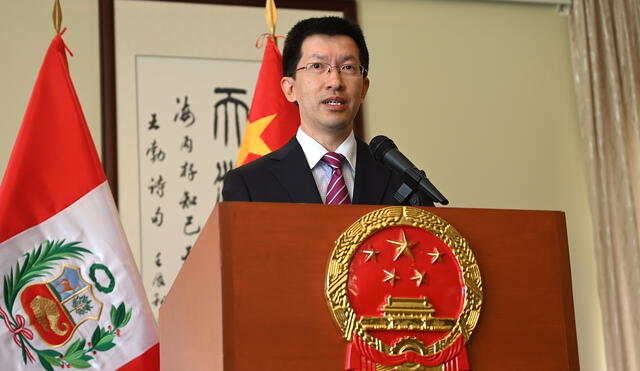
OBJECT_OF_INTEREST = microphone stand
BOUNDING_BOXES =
[393,170,433,206]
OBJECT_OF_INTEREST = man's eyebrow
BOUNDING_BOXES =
[306,54,358,63]
[339,56,357,63]
[308,54,329,61]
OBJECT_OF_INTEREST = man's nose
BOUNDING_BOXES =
[325,67,344,90]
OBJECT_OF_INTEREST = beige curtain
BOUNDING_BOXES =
[569,0,640,369]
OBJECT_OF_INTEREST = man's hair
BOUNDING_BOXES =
[282,16,369,78]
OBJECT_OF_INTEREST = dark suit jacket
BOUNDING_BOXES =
[222,136,434,206]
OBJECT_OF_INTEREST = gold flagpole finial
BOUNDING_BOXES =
[53,0,63,34]
[265,0,278,44]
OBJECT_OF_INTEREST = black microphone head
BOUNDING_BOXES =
[369,135,398,162]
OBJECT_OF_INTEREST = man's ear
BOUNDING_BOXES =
[281,76,297,103]
[360,77,370,102]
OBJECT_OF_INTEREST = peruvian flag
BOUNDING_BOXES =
[0,32,159,370]
[236,36,299,166]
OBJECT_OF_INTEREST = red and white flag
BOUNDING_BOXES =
[0,32,159,370]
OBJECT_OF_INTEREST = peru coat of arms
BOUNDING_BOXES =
[20,265,102,348]
[1,240,133,370]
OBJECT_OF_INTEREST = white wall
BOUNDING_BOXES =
[359,0,604,369]
[0,0,605,369]
[0,0,101,174]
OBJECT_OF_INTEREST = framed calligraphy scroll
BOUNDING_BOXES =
[99,0,356,318]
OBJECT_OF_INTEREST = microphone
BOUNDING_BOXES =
[370,135,449,205]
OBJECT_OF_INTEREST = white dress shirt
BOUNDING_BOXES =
[296,128,356,203]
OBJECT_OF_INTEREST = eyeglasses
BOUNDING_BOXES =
[294,62,367,77]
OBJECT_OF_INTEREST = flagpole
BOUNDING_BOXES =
[53,0,62,34]
[265,0,278,46]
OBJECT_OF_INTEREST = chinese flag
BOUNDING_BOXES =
[0,32,159,370]
[236,36,300,166]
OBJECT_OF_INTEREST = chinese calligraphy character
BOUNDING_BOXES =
[152,273,166,288]
[180,135,194,153]
[145,139,166,163]
[214,160,233,185]
[148,175,166,198]
[214,160,234,203]
[183,215,201,236]
[148,113,160,130]
[151,206,164,226]
[174,95,196,127]
[213,87,249,147]
[181,245,192,261]
[180,161,198,181]
[155,252,162,267]
[179,191,197,209]
[152,293,165,307]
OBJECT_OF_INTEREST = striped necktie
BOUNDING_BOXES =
[322,152,351,205]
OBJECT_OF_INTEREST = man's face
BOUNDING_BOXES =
[281,34,369,137]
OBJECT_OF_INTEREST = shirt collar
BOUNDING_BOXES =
[296,127,357,170]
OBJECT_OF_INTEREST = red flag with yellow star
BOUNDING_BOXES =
[236,36,299,166]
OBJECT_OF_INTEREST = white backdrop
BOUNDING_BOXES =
[135,55,259,316]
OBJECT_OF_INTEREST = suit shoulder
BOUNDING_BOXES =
[231,147,284,177]
[231,137,298,176]
[222,151,281,202]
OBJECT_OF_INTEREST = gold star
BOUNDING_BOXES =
[387,230,417,261]
[382,269,399,286]
[411,270,426,287]
[236,113,276,166]
[428,248,442,264]
[362,248,380,262]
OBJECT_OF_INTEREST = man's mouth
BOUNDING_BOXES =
[323,97,346,108]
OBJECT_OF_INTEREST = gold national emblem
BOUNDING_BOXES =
[325,206,483,371]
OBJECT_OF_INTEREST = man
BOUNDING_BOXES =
[223,16,433,206]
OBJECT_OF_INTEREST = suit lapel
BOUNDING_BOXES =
[353,139,391,205]
[269,137,323,203]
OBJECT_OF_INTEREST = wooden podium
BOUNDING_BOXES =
[160,202,579,370]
